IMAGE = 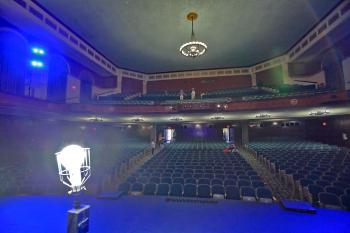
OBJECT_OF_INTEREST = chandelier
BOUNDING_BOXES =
[179,12,207,58]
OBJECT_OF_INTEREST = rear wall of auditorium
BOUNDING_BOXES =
[147,75,252,93]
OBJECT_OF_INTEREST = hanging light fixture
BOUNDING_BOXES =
[179,12,207,58]
[309,108,330,116]
[56,145,91,232]
[56,144,91,194]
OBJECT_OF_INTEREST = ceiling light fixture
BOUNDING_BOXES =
[132,117,144,122]
[89,116,103,122]
[179,12,207,58]
[210,114,225,120]
[255,113,271,119]
[309,108,330,116]
[170,116,183,121]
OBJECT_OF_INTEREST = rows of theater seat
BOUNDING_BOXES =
[94,85,323,105]
[91,140,149,185]
[242,89,327,101]
[118,142,273,202]
[95,100,155,105]
[137,88,263,102]
[135,91,183,101]
[0,140,148,196]
[267,84,316,93]
[248,140,350,210]
[95,93,155,105]
[202,87,264,99]
[160,97,230,105]
[97,93,130,101]
[0,141,62,196]
[0,162,62,195]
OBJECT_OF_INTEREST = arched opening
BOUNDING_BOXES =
[47,55,69,102]
[0,28,28,95]
[79,70,94,103]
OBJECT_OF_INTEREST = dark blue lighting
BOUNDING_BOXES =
[0,195,349,233]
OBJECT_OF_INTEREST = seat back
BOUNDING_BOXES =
[185,178,197,185]
[252,180,264,188]
[130,183,143,195]
[211,179,223,186]
[224,179,236,186]
[160,177,172,184]
[198,178,210,185]
[225,186,240,200]
[170,184,183,197]
[172,177,184,185]
[325,186,344,196]
[238,179,251,187]
[143,183,156,195]
[256,187,273,203]
[197,185,211,198]
[308,184,324,203]
[212,185,225,199]
[184,184,197,197]
[149,177,160,184]
[156,183,170,196]
[318,192,342,209]
[341,194,350,210]
[118,182,130,194]
[240,186,256,201]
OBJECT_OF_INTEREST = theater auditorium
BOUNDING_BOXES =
[1,0,350,232]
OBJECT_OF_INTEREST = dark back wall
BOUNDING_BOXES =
[147,75,252,93]
[305,116,350,148]
[122,77,143,94]
[157,124,226,142]
[256,66,284,87]
[247,118,350,149]
[248,121,306,142]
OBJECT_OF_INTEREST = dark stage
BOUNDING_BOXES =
[0,195,349,233]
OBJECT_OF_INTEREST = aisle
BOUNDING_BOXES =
[239,148,295,200]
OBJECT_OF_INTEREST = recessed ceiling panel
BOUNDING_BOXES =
[35,0,341,73]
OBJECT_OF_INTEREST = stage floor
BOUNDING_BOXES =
[0,195,349,233]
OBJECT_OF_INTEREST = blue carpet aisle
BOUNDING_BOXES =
[0,195,350,233]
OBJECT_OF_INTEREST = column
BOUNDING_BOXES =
[251,72,257,87]
[342,56,350,90]
[66,74,81,103]
[281,61,293,84]
[241,121,249,146]
[150,124,157,142]
[116,69,123,93]
[142,80,147,95]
